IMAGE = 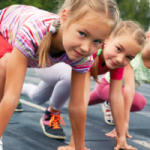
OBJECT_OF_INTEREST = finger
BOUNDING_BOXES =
[105,133,113,137]
[125,145,137,150]
[110,132,117,138]
[114,145,121,150]
[105,131,116,137]
[57,146,74,150]
[115,145,137,150]
[126,133,132,139]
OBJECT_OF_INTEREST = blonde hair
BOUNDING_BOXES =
[91,20,146,83]
[39,0,119,67]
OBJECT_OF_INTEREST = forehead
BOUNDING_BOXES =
[74,14,112,40]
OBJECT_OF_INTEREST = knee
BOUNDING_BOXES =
[29,93,44,105]
[138,97,147,111]
[133,96,147,111]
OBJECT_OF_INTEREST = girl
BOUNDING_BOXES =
[0,1,119,150]
[90,27,150,139]
[21,21,146,150]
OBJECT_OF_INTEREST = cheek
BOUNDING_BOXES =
[90,48,97,55]
[123,60,130,67]
[104,49,114,60]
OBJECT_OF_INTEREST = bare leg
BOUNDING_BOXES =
[0,53,11,102]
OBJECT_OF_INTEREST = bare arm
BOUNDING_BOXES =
[123,64,135,124]
[109,79,125,138]
[68,70,89,150]
[0,47,28,137]
[109,76,137,150]
[58,72,91,150]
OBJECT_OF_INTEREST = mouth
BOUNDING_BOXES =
[111,60,118,66]
[74,50,83,57]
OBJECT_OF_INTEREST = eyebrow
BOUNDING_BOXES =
[119,44,135,58]
[82,29,105,41]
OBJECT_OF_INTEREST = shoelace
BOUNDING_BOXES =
[49,114,65,129]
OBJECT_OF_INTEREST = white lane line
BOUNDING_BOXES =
[136,112,150,118]
[20,99,46,111]
[133,140,150,149]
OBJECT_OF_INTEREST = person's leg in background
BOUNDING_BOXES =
[89,75,147,125]
[21,63,72,139]
[89,75,114,125]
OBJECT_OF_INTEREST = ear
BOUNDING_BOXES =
[60,9,69,25]
[146,31,150,42]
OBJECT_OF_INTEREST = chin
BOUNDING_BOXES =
[107,63,116,69]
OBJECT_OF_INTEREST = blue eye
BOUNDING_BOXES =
[79,32,86,37]
[117,47,121,52]
[94,40,102,44]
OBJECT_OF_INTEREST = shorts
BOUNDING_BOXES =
[0,34,13,58]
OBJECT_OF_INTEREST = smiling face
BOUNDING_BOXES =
[60,10,111,61]
[103,35,141,69]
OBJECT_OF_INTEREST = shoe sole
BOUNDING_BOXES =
[15,109,23,112]
[101,104,114,126]
[40,118,66,140]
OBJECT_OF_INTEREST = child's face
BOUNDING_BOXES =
[103,35,141,69]
[61,12,111,61]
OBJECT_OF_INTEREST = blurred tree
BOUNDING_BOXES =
[0,0,64,13]
[116,0,150,31]
[0,0,149,30]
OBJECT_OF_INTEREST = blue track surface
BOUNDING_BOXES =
[3,68,150,150]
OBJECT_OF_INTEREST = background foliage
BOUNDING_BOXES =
[0,0,150,30]
[116,0,150,31]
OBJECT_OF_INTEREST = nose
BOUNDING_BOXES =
[80,40,91,52]
[116,54,124,65]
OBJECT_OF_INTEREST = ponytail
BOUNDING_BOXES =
[39,32,52,68]
[91,55,99,83]
[91,48,102,83]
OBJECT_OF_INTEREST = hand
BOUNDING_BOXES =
[114,136,137,150]
[57,145,90,150]
[105,125,132,138]
[105,128,116,138]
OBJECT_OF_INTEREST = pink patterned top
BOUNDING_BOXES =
[0,5,93,73]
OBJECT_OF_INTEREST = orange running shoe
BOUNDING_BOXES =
[40,109,66,139]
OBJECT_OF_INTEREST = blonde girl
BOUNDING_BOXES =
[94,26,150,139]
[21,21,146,150]
[0,0,119,150]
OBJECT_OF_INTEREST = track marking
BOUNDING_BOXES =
[133,140,150,148]
[136,112,150,118]
[20,99,46,111]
